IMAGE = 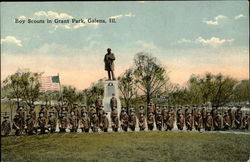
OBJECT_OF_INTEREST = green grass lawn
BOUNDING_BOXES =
[1,131,250,162]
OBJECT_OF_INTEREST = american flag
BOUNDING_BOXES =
[39,75,61,92]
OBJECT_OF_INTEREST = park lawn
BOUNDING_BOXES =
[1,131,250,162]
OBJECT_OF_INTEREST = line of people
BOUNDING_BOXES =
[1,103,249,136]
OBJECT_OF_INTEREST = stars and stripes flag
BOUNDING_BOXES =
[39,75,61,92]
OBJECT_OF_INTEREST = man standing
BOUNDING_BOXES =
[12,114,22,136]
[1,116,11,136]
[177,109,184,131]
[102,113,109,132]
[156,113,163,131]
[201,106,207,129]
[138,113,146,131]
[128,112,137,131]
[205,112,213,131]
[81,112,90,133]
[111,107,119,132]
[91,113,99,133]
[95,96,103,115]
[147,112,155,131]
[37,112,47,134]
[120,108,129,132]
[235,106,242,129]
[166,111,174,131]
[110,94,117,111]
[185,112,193,131]
[223,112,231,130]
[48,112,57,133]
[214,111,222,131]
[39,105,48,119]
[98,106,105,130]
[17,106,25,134]
[196,112,203,132]
[104,48,116,80]
[59,113,68,133]
[69,111,78,132]
[25,114,36,135]
[29,105,37,120]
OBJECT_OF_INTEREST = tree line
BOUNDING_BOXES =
[1,52,249,110]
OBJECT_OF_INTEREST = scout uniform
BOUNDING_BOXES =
[214,111,222,131]
[156,113,163,131]
[185,112,193,131]
[29,105,37,120]
[235,107,242,129]
[147,112,155,131]
[69,111,78,132]
[12,114,22,136]
[91,113,99,132]
[120,109,129,132]
[177,113,185,130]
[81,113,90,132]
[138,113,146,131]
[48,112,57,133]
[223,112,231,130]
[39,105,48,119]
[37,112,47,134]
[26,114,36,135]
[59,113,68,133]
[1,116,11,136]
[196,112,203,131]
[128,112,136,131]
[98,106,105,130]
[205,112,213,131]
[166,112,174,131]
[102,113,109,132]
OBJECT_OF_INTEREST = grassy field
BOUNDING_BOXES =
[1,131,250,162]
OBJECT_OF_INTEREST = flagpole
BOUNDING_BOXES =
[58,73,63,107]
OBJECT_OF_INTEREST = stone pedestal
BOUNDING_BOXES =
[103,80,121,113]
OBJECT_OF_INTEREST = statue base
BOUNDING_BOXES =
[103,80,121,113]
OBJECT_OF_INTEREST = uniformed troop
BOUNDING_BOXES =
[1,101,250,136]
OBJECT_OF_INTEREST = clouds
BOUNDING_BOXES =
[234,14,246,20]
[195,37,234,47]
[109,13,135,19]
[135,40,157,50]
[178,36,234,47]
[34,11,73,19]
[203,15,227,25]
[203,14,246,25]
[1,36,23,47]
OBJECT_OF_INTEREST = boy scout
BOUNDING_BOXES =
[102,113,109,132]
[1,116,11,136]
[25,114,36,135]
[128,112,137,131]
[37,112,47,134]
[48,112,57,133]
[147,112,155,131]
[81,112,90,133]
[138,113,146,131]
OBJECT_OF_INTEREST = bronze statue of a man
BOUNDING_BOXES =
[104,48,116,80]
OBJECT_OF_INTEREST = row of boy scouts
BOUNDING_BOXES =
[2,100,249,136]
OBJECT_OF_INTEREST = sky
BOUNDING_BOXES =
[1,1,249,90]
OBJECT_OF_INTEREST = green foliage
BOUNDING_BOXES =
[118,69,138,108]
[133,53,169,104]
[233,80,250,103]
[81,79,104,106]
[62,86,78,108]
[2,69,42,109]
[186,73,238,107]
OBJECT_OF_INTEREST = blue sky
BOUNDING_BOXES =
[1,1,249,90]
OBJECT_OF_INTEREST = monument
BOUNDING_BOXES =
[103,48,121,114]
